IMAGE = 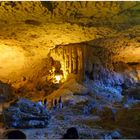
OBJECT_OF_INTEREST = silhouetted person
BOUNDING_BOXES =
[51,99,54,108]
[58,96,62,104]
[54,99,57,109]
[62,127,79,139]
[44,98,47,109]
[58,96,63,109]
[4,130,26,139]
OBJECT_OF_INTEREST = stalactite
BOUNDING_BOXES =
[68,47,71,73]
[71,47,75,73]
[77,47,82,74]
[75,48,78,74]
[49,44,88,81]
[73,47,77,74]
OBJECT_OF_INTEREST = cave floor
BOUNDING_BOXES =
[21,101,140,139]
[0,100,140,139]
[0,85,140,139]
[22,105,106,139]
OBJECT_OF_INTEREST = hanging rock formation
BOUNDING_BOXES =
[49,44,86,81]
[0,1,139,99]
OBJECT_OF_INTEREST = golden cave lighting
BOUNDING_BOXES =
[55,74,62,83]
[0,44,25,78]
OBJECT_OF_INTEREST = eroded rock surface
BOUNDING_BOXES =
[0,1,139,85]
[0,2,139,139]
[3,98,50,128]
[0,81,14,102]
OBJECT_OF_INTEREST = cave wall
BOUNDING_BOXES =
[0,1,140,27]
[0,1,139,98]
[49,44,86,81]
[49,41,140,99]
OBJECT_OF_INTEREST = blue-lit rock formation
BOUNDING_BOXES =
[3,98,50,128]
[84,63,138,102]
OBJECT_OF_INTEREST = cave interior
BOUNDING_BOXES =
[0,1,140,139]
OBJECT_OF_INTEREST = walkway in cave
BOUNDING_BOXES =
[0,85,140,139]
[46,107,102,139]
[22,102,109,139]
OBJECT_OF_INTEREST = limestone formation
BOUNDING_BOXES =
[0,2,139,139]
[0,81,14,102]
[49,44,86,80]
[3,98,50,128]
[0,1,139,84]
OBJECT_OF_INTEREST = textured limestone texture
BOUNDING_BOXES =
[3,98,50,128]
[0,1,139,99]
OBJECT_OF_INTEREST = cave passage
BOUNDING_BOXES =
[0,1,140,139]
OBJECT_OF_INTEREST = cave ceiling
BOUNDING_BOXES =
[0,1,140,81]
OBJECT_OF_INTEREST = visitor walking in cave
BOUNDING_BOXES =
[54,99,57,109]
[43,98,47,109]
[58,96,63,109]
[51,99,54,109]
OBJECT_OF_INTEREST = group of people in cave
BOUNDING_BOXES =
[38,96,63,110]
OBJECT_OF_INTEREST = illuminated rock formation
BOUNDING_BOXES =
[3,98,50,128]
[0,1,139,99]
[49,44,86,81]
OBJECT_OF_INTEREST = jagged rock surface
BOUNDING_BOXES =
[3,99,50,128]
[0,1,139,102]
[0,81,14,102]
[0,1,139,83]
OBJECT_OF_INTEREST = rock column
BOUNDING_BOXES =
[50,44,87,81]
